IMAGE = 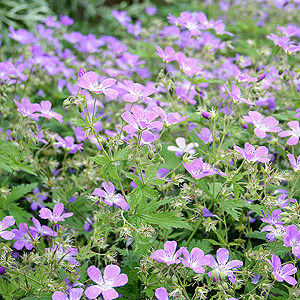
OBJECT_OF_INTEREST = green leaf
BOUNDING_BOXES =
[70,118,86,127]
[115,147,132,161]
[6,183,38,202]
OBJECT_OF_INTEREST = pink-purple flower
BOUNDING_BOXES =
[287,154,300,172]
[156,46,175,62]
[267,255,297,285]
[183,158,226,179]
[278,121,300,145]
[207,248,243,283]
[14,98,41,121]
[38,100,63,123]
[85,265,128,300]
[150,241,186,266]
[92,182,129,210]
[55,136,84,154]
[180,247,211,273]
[167,137,198,157]
[152,106,189,127]
[155,287,169,300]
[284,225,300,258]
[195,128,216,144]
[52,288,83,300]
[12,223,38,250]
[243,111,281,138]
[233,142,270,163]
[224,84,255,106]
[0,216,15,240]
[39,203,73,223]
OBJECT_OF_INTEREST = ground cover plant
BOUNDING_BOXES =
[1,0,300,299]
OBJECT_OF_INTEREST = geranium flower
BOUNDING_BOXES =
[14,98,41,121]
[267,255,297,285]
[155,287,169,300]
[183,158,226,179]
[30,217,57,237]
[55,136,84,154]
[278,121,300,145]
[38,100,63,123]
[261,209,283,225]
[207,248,243,283]
[92,182,129,210]
[85,265,128,300]
[46,245,78,265]
[39,203,73,223]
[180,247,211,273]
[12,223,38,250]
[26,188,47,211]
[174,52,202,77]
[52,288,83,300]
[284,225,300,258]
[233,142,270,163]
[77,71,118,98]
[156,46,175,62]
[150,241,185,265]
[287,154,300,172]
[261,224,285,241]
[224,84,255,105]
[195,128,216,144]
[152,106,189,127]
[167,137,198,157]
[243,111,281,138]
[0,216,15,240]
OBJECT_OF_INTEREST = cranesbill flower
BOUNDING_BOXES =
[46,245,79,265]
[167,137,198,157]
[202,207,215,217]
[52,288,83,300]
[85,265,128,300]
[275,192,296,208]
[121,105,163,142]
[174,52,202,77]
[278,121,300,145]
[150,241,185,265]
[183,158,226,180]
[14,98,41,121]
[261,209,283,225]
[12,223,38,250]
[26,188,47,211]
[224,84,255,106]
[284,225,300,258]
[38,100,63,123]
[92,182,129,210]
[155,287,169,300]
[39,203,73,223]
[207,248,243,283]
[152,106,189,127]
[0,216,15,240]
[30,217,57,237]
[59,15,74,26]
[267,255,297,285]
[55,136,84,154]
[233,142,270,163]
[261,224,285,241]
[112,10,132,26]
[156,46,175,62]
[0,61,15,80]
[117,80,155,103]
[243,111,281,138]
[195,128,216,144]
[77,71,118,98]
[181,247,211,273]
[287,154,300,172]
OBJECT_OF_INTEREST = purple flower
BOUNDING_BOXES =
[0,266,5,275]
[267,255,297,285]
[284,225,300,258]
[156,46,175,62]
[202,207,215,217]
[243,111,281,138]
[52,288,83,300]
[0,216,15,240]
[224,84,255,106]
[14,98,40,121]
[55,136,84,154]
[38,100,63,123]
[261,224,285,241]
[155,287,169,300]
[12,223,38,250]
[78,68,85,78]
[251,274,261,284]
[278,121,300,145]
[112,10,132,26]
[0,61,15,80]
[202,111,211,119]
[39,203,73,223]
[233,142,270,163]
[152,106,188,127]
[150,241,186,266]
[117,80,155,103]
[183,158,226,180]
[121,105,163,142]
[8,26,36,44]
[174,52,202,77]
[261,209,283,225]
[195,128,216,144]
[181,247,211,273]
[77,71,118,99]
[59,15,74,26]
[167,137,198,157]
[85,265,128,300]
[145,6,157,15]
[92,182,129,210]
[30,217,57,237]
[287,154,300,172]
[26,188,47,211]
[207,248,243,283]
[275,192,296,208]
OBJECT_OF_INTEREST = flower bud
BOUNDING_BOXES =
[78,68,85,78]
[148,150,154,160]
[135,157,141,165]
[257,73,266,82]
[202,111,211,119]
[159,156,165,164]
[0,266,5,275]
[219,271,228,280]
[156,143,162,152]
[211,269,219,281]
[222,282,229,290]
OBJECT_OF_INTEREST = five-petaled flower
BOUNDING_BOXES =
[85,265,128,300]
[167,137,198,157]
[278,121,300,145]
[39,203,73,223]
[181,247,211,273]
[234,142,270,163]
[0,216,15,240]
[52,288,84,300]
[267,255,297,285]
[155,287,169,300]
[92,181,129,210]
[283,225,300,258]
